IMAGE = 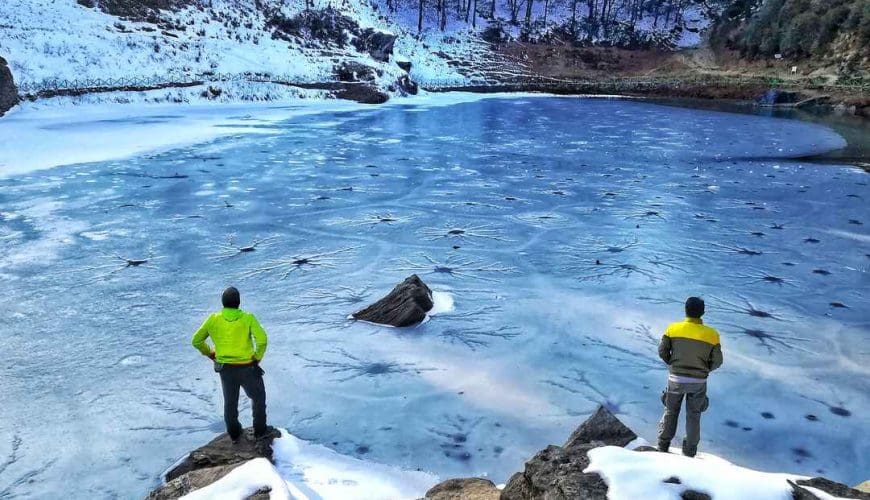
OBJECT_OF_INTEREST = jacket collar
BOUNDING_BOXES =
[685,317,703,324]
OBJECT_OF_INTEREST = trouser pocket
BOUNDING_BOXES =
[687,393,709,413]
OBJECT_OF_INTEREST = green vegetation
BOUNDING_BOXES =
[713,0,870,60]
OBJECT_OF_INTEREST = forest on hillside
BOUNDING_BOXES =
[382,0,870,60]
[711,0,870,61]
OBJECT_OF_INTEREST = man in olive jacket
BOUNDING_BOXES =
[657,297,723,457]
[192,286,269,441]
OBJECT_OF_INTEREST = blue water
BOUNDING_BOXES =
[1,96,868,498]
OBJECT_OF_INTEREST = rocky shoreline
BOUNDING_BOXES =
[147,406,870,500]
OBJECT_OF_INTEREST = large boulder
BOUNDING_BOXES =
[564,405,637,449]
[500,443,609,500]
[163,427,280,483]
[395,75,419,96]
[352,28,397,62]
[0,56,19,117]
[334,61,380,83]
[424,478,500,500]
[333,84,389,105]
[501,406,636,500]
[352,275,433,326]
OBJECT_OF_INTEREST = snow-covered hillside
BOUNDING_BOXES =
[0,0,479,104]
[0,0,710,109]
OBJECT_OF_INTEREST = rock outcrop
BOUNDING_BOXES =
[352,28,397,63]
[147,427,280,499]
[790,478,870,500]
[334,61,380,83]
[0,56,18,117]
[352,274,434,326]
[563,404,637,449]
[755,89,805,106]
[333,84,390,104]
[424,478,501,500]
[501,443,609,500]
[429,405,869,500]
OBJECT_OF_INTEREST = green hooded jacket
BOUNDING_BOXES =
[191,308,267,364]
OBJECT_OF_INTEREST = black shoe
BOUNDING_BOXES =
[658,441,670,453]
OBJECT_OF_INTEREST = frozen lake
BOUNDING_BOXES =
[0,96,868,498]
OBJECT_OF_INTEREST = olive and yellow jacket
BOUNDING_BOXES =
[658,317,723,379]
[192,307,267,364]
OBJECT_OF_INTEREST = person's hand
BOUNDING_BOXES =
[208,352,216,360]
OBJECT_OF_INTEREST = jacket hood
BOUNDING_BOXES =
[221,307,244,321]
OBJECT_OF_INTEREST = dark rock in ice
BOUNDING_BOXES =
[682,490,712,500]
[761,412,775,419]
[501,443,609,500]
[564,405,637,449]
[424,477,500,499]
[0,56,18,117]
[352,28,397,62]
[352,274,433,327]
[790,477,870,500]
[148,427,280,499]
[663,476,682,484]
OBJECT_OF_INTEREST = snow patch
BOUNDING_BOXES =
[428,291,455,316]
[585,446,805,500]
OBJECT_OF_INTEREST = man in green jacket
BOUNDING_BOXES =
[192,286,269,441]
[657,296,723,457]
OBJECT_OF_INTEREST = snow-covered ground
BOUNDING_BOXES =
[179,429,438,500]
[588,445,807,500]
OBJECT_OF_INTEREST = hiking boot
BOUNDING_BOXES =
[682,440,697,457]
[657,441,670,453]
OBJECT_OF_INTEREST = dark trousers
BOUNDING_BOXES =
[657,380,708,456]
[219,364,267,440]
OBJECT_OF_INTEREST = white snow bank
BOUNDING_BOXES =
[180,458,293,500]
[584,446,813,500]
[178,429,437,500]
[272,430,438,500]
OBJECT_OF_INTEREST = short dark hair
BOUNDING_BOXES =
[685,296,705,318]
[222,286,241,308]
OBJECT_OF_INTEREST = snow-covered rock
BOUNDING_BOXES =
[435,406,870,500]
[148,427,438,500]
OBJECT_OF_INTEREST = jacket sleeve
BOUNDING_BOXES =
[250,315,268,361]
[192,316,213,357]
[658,333,672,365]
[709,343,723,372]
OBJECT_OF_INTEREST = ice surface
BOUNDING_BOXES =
[0,97,867,499]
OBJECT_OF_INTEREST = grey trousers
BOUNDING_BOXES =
[657,380,709,456]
